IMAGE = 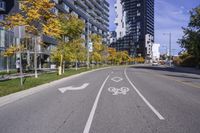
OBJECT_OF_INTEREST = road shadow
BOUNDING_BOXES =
[129,65,200,76]
[164,74,200,80]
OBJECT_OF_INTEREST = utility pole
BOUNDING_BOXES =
[163,33,172,67]
[169,33,172,67]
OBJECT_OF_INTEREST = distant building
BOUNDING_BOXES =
[145,34,154,60]
[152,43,160,61]
[110,0,154,57]
[108,31,117,44]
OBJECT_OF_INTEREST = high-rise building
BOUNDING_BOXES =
[110,0,154,58]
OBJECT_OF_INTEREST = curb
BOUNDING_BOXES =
[0,67,110,108]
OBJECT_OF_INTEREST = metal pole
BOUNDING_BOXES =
[19,49,23,86]
[34,36,38,78]
[87,18,90,69]
[169,33,171,67]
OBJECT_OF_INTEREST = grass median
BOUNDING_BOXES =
[0,67,100,97]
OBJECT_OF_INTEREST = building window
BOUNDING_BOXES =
[137,3,141,7]
[137,10,141,16]
[0,1,5,11]
[63,3,69,12]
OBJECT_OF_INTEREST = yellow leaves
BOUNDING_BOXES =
[51,39,86,63]
[132,57,145,63]
[43,18,62,38]
[26,8,40,20]
[90,34,102,44]
[108,47,117,61]
[3,13,26,29]
[2,0,57,36]
[92,52,102,62]
[3,45,24,57]
[59,14,85,40]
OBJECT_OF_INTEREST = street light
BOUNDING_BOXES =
[86,18,90,69]
[86,12,102,69]
[163,33,172,67]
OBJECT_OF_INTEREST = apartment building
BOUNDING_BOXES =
[110,0,154,57]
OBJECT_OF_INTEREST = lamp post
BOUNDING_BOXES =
[163,33,172,67]
[86,18,90,69]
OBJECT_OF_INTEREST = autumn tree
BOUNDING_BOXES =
[51,14,85,74]
[90,34,107,66]
[2,45,24,73]
[1,0,62,78]
[107,47,117,65]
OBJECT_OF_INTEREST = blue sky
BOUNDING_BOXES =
[108,0,200,55]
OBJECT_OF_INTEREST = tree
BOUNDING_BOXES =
[90,34,105,65]
[1,0,62,78]
[114,51,130,65]
[108,47,117,65]
[2,45,24,73]
[51,14,85,74]
[178,5,200,67]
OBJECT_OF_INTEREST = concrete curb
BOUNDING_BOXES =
[0,67,110,108]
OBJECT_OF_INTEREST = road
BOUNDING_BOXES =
[0,65,200,133]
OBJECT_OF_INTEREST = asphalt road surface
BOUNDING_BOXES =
[1,65,200,133]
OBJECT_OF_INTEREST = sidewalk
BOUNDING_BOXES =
[0,69,57,81]
[0,73,38,81]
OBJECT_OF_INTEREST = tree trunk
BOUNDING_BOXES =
[75,60,78,71]
[58,55,63,75]
[6,57,9,73]
[62,61,65,74]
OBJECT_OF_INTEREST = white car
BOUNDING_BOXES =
[152,61,159,66]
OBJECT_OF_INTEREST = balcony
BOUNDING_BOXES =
[75,0,87,10]
[0,1,5,11]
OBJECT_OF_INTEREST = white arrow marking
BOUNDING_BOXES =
[58,83,89,93]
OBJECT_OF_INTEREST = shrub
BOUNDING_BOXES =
[180,56,198,67]
[173,57,182,66]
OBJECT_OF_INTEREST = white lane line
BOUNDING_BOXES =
[124,68,165,120]
[83,74,110,133]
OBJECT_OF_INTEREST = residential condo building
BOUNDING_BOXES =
[110,0,154,58]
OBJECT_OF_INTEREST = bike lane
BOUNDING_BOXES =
[88,67,164,133]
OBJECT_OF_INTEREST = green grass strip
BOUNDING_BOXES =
[0,67,96,97]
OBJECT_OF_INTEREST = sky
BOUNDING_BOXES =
[108,0,200,55]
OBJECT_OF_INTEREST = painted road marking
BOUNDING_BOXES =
[83,74,110,133]
[111,77,123,82]
[58,83,89,93]
[108,87,129,95]
[124,68,165,120]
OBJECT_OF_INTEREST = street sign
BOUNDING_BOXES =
[88,42,93,52]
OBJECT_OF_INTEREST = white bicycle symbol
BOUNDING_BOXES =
[108,87,129,95]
